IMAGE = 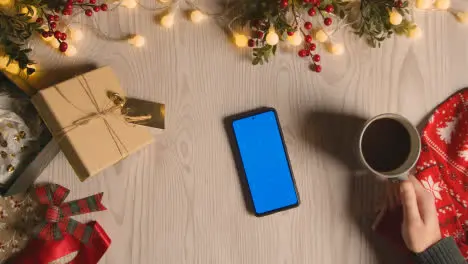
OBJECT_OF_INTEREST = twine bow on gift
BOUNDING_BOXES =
[33,184,106,244]
[54,75,151,158]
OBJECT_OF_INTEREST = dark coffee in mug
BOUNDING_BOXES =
[361,118,411,172]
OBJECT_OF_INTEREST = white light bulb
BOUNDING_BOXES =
[50,40,60,49]
[434,0,450,10]
[407,25,422,39]
[233,33,248,48]
[65,45,77,56]
[415,0,431,9]
[456,12,468,24]
[0,56,8,68]
[128,35,145,47]
[21,6,37,22]
[265,30,279,46]
[5,62,19,74]
[160,13,175,28]
[326,43,345,55]
[0,0,11,6]
[190,10,206,23]
[69,27,84,41]
[287,32,302,46]
[121,0,137,8]
[389,10,403,25]
[315,29,328,43]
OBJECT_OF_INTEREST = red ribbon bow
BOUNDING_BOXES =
[33,184,106,244]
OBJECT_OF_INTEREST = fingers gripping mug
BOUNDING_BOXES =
[358,114,421,182]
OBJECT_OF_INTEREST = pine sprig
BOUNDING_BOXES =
[337,0,412,48]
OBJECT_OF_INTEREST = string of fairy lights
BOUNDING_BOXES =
[1,0,468,76]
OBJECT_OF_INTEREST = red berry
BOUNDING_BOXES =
[248,39,255,47]
[93,6,100,12]
[59,42,68,52]
[89,0,96,3]
[304,21,312,30]
[395,0,403,7]
[314,65,322,72]
[36,18,44,24]
[257,31,264,39]
[305,35,312,43]
[60,32,67,41]
[53,14,60,21]
[312,0,320,6]
[47,14,54,21]
[48,31,53,37]
[309,43,316,51]
[54,31,62,39]
[287,31,294,36]
[298,49,308,57]
[308,8,316,16]
[41,31,49,38]
[325,4,334,13]
[100,4,108,11]
[85,9,93,16]
[50,22,57,29]
[77,0,84,3]
[324,17,332,26]
[63,9,72,15]
[280,0,288,8]
[312,54,320,62]
[65,3,73,9]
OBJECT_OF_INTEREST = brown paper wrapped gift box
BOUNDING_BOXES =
[31,67,153,181]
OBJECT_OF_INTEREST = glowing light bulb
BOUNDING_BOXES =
[68,27,84,41]
[65,45,77,56]
[415,0,431,9]
[407,25,422,39]
[190,10,206,23]
[233,33,248,48]
[5,62,19,74]
[434,0,450,10]
[456,12,468,24]
[326,42,345,55]
[20,6,37,22]
[287,32,302,46]
[160,13,175,28]
[265,30,279,46]
[128,35,145,47]
[50,40,60,49]
[315,29,328,43]
[121,0,137,8]
[0,0,11,6]
[0,56,8,68]
[389,9,403,25]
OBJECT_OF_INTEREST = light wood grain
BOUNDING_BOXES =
[23,2,468,263]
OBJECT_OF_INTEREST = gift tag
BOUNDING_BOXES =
[123,98,165,130]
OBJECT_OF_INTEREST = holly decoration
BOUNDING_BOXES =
[0,0,109,76]
[225,0,414,72]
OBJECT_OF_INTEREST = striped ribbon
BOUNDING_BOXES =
[33,184,106,244]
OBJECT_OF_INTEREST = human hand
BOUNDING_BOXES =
[400,175,441,253]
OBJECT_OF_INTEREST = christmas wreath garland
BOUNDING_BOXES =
[0,0,467,76]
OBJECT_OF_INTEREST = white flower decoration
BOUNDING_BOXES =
[421,176,443,200]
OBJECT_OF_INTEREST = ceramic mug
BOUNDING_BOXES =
[358,113,421,182]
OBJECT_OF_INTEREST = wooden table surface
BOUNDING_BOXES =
[25,1,468,263]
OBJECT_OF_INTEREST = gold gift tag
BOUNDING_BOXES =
[123,98,165,129]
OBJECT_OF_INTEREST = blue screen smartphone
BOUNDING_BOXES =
[228,108,299,216]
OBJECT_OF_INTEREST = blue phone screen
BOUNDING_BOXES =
[232,110,298,215]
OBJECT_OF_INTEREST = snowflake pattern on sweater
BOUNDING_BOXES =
[415,89,468,258]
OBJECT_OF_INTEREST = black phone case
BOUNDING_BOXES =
[224,107,300,217]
